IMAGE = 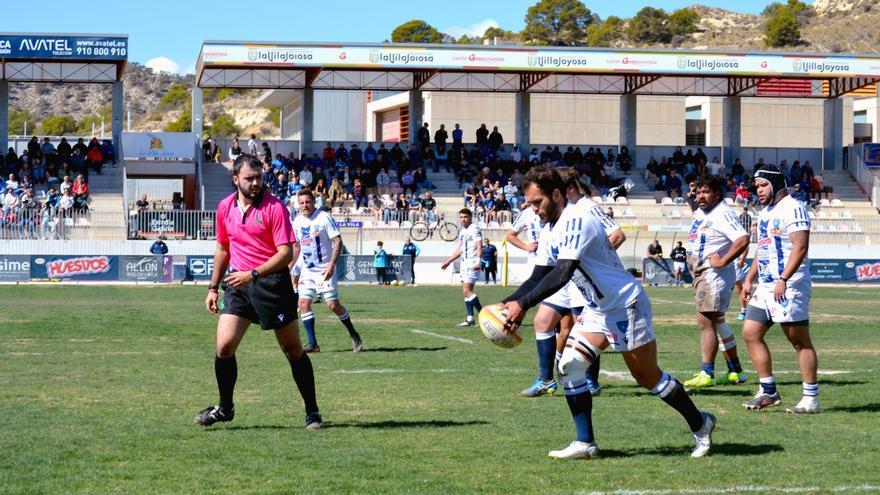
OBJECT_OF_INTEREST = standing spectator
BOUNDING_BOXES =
[56,138,72,161]
[150,235,169,255]
[416,123,430,151]
[86,146,104,175]
[488,126,503,152]
[670,241,688,286]
[72,138,88,156]
[402,236,420,286]
[101,139,116,165]
[647,239,663,260]
[228,137,243,162]
[373,241,390,286]
[475,124,489,153]
[481,239,498,284]
[247,134,258,155]
[136,194,150,210]
[452,123,463,150]
[434,124,448,152]
[40,189,59,240]
[202,135,214,162]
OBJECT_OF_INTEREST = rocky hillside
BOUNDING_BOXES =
[7,0,880,137]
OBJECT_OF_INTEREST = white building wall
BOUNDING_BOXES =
[311,90,368,143]
[531,94,619,145]
[853,96,879,142]
[425,92,515,144]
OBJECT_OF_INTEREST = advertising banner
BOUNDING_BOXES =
[118,256,171,282]
[338,255,413,283]
[864,144,880,167]
[122,132,195,161]
[810,259,880,283]
[0,255,32,282]
[30,255,118,281]
[131,211,214,239]
[186,255,215,281]
[201,43,880,78]
[642,258,692,286]
[0,35,127,60]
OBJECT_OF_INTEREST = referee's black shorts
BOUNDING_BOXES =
[220,270,298,330]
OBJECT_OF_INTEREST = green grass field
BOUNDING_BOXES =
[1,285,879,494]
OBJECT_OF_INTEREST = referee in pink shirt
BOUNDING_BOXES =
[195,154,322,429]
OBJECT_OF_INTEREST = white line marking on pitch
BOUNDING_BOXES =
[409,329,474,344]
[579,485,879,495]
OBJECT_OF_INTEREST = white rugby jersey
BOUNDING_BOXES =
[292,210,340,270]
[511,208,542,259]
[686,202,748,273]
[458,223,482,262]
[576,196,620,237]
[548,201,641,311]
[755,195,811,287]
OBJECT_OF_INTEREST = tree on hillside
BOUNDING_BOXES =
[668,8,700,37]
[456,34,479,45]
[209,113,240,138]
[482,27,520,44]
[159,83,190,107]
[586,16,623,47]
[521,0,598,46]
[8,109,36,135]
[164,112,192,133]
[391,20,445,44]
[764,0,802,48]
[39,115,77,135]
[627,7,671,43]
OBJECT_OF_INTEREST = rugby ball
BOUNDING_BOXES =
[478,304,522,349]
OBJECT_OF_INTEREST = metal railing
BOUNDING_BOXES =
[127,209,217,240]
[847,143,880,208]
[0,208,92,240]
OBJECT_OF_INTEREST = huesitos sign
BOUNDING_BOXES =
[46,256,111,278]
[855,262,880,282]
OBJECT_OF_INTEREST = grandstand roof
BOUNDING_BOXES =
[196,41,880,98]
[0,33,128,82]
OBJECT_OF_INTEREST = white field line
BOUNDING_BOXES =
[579,485,880,495]
[652,298,878,319]
[409,329,473,344]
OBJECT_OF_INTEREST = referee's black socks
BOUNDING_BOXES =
[289,353,319,415]
[215,355,237,412]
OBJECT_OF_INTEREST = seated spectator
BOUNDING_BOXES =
[46,170,60,191]
[791,183,808,205]
[5,173,19,193]
[413,166,433,192]
[494,193,511,223]
[273,174,289,204]
[377,168,391,195]
[60,175,73,195]
[646,239,663,260]
[101,139,115,165]
[735,182,750,205]
[407,193,422,220]
[59,189,75,212]
[327,178,345,208]
[19,175,33,194]
[708,157,723,176]
[368,194,382,221]
[72,175,89,210]
[400,170,415,195]
[731,159,745,183]
[421,191,437,223]
[3,187,20,219]
[810,176,824,200]
[31,155,47,185]
[596,169,612,197]
[136,194,150,210]
[68,148,86,179]
[352,178,366,209]
[665,170,683,198]
[86,143,104,175]
[381,194,396,223]
[299,166,314,187]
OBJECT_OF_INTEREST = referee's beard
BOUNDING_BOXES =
[238,183,263,201]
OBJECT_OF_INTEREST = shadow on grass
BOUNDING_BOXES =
[211,419,491,432]
[328,346,448,353]
[825,403,880,413]
[599,442,783,458]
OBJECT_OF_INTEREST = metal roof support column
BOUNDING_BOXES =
[619,94,637,167]
[112,80,124,164]
[515,91,530,157]
[874,93,880,143]
[0,80,8,157]
[722,96,741,167]
[823,97,850,171]
[301,88,314,157]
[408,90,424,147]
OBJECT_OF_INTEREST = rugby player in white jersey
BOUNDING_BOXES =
[505,170,624,397]
[441,208,484,326]
[742,166,819,413]
[682,175,750,389]
[502,166,715,459]
[291,189,363,353]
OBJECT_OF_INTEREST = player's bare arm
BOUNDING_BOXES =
[205,242,231,314]
[774,229,809,301]
[709,235,749,269]
[441,246,461,270]
[502,259,578,330]
[224,244,293,289]
[473,239,483,271]
[505,229,537,253]
[323,236,342,280]
[608,229,626,250]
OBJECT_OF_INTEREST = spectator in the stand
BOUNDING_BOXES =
[327,178,345,208]
[708,157,723,176]
[434,124,448,151]
[334,143,348,163]
[40,137,56,162]
[352,178,366,209]
[731,159,745,183]
[6,173,19,193]
[671,146,684,172]
[299,166,314,188]
[686,179,698,212]
[665,169,683,198]
[646,239,663,260]
[389,143,403,164]
[60,175,73,195]
[27,136,40,157]
[46,170,59,190]
[400,169,415,195]
[72,138,88,156]
[791,182,808,205]
[136,194,150,210]
[101,139,115,165]
[203,135,214,162]
[260,142,271,161]
[40,189,59,240]
[2,187,20,218]
[349,144,362,167]
[481,239,498,285]
[395,193,408,222]
[596,169,612,197]
[790,161,803,185]
[607,206,615,219]
[274,174,289,204]
[380,194,396,223]
[494,193,511,223]
[753,157,766,174]
[57,138,72,160]
[452,123,463,149]
[228,137,243,162]
[150,235,169,255]
[322,142,335,162]
[247,134,258,155]
[810,175,824,200]
[735,182,750,206]
[503,178,519,206]
[670,241,688,287]
[488,126,503,152]
[618,146,632,174]
[476,123,489,154]
[413,166,433,192]
[59,188,75,213]
[363,143,377,165]
[19,174,33,194]
[416,123,430,151]
[377,168,391,195]
[801,160,815,181]
[421,191,437,223]
[72,175,89,210]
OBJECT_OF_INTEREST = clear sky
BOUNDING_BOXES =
[7,0,812,75]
